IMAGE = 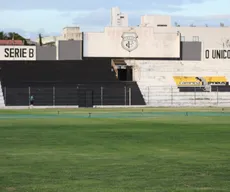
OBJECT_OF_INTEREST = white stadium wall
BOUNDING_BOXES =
[1,9,230,107]
[0,46,36,60]
[174,27,230,61]
[130,60,230,84]
[83,27,180,58]
[128,60,230,107]
[124,25,230,106]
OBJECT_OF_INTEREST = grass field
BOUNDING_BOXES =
[0,107,230,192]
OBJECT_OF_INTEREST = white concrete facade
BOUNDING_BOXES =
[111,7,128,27]
[112,8,230,106]
[83,27,180,58]
[36,36,64,45]
[140,15,171,27]
[127,60,230,106]
[62,27,82,40]
[35,27,82,45]
[36,7,230,107]
[83,14,230,60]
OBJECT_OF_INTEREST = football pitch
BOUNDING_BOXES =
[0,107,230,192]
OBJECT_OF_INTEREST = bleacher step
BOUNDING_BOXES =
[134,60,230,106]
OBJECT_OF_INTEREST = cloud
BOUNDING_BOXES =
[174,0,230,16]
[72,0,230,30]
[0,0,229,39]
[171,15,230,26]
[73,9,110,28]
[0,0,206,10]
[0,9,84,33]
[3,28,44,40]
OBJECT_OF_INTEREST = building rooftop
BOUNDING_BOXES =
[0,40,24,45]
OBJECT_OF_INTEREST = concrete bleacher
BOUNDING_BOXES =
[129,60,230,106]
[2,82,145,107]
[0,60,145,107]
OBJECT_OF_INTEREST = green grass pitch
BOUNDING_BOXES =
[0,107,230,192]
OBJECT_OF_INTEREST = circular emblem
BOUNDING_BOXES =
[121,32,138,52]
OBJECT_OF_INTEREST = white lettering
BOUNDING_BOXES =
[179,82,201,85]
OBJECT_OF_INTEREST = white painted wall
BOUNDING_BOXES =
[111,7,128,27]
[127,60,230,106]
[83,20,230,60]
[83,27,180,58]
[131,60,230,85]
[168,26,230,61]
[62,27,82,40]
[141,15,171,27]
[35,36,64,44]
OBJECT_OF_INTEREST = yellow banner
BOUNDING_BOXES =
[173,76,202,87]
[174,76,228,86]
[203,76,227,85]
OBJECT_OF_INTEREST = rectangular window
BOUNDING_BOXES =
[193,36,199,41]
[181,36,185,41]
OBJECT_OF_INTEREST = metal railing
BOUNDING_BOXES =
[1,86,133,106]
[1,85,230,106]
[142,86,230,106]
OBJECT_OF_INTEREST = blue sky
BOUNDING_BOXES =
[0,0,229,39]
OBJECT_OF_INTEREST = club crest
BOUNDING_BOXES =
[121,32,138,52]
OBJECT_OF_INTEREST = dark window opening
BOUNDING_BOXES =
[118,66,133,81]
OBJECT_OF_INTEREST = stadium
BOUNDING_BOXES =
[1,7,230,107]
[0,7,230,192]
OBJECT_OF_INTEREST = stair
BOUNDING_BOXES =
[111,59,119,79]
[133,60,230,106]
[196,77,211,92]
[0,82,5,107]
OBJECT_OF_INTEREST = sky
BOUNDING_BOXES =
[0,0,230,39]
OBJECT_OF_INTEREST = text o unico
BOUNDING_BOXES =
[205,49,230,59]
[205,50,209,59]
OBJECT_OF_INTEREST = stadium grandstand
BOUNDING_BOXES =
[1,7,230,107]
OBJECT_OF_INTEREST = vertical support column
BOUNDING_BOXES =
[53,86,55,106]
[101,86,103,106]
[147,86,150,105]
[124,86,127,105]
[4,87,6,105]
[194,87,196,105]
[129,87,131,105]
[56,40,59,60]
[28,86,31,106]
